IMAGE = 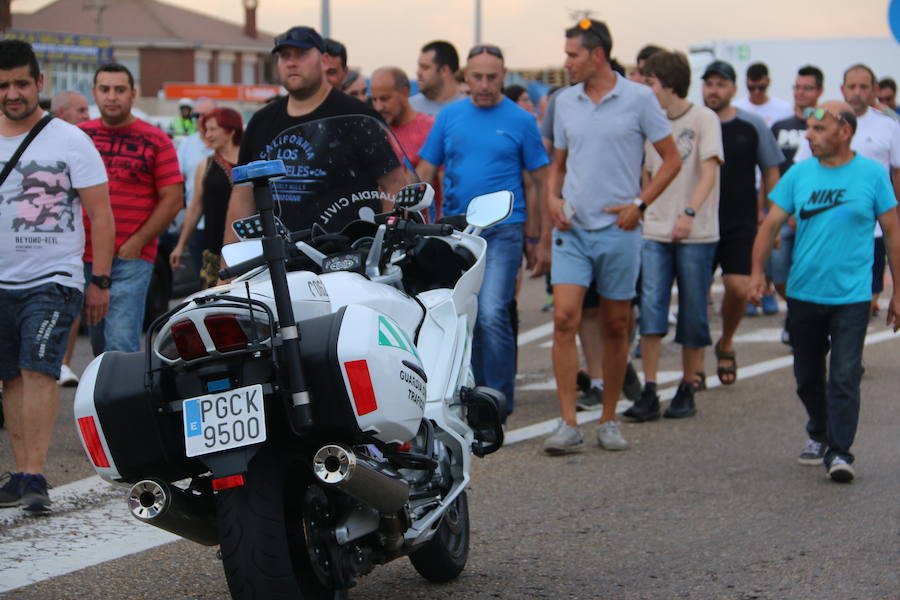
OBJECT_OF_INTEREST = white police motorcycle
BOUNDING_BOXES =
[73,115,509,599]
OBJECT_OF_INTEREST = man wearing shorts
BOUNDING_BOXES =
[0,40,114,513]
[701,61,783,385]
[540,20,680,454]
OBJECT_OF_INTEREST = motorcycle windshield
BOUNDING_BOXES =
[264,114,417,233]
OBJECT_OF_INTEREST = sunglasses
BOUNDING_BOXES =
[468,45,503,60]
[323,39,345,57]
[803,107,847,124]
[747,84,768,92]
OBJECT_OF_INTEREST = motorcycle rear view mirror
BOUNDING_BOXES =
[393,182,434,213]
[465,191,513,230]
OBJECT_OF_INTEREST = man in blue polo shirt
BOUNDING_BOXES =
[417,44,548,418]
[538,20,681,454]
[750,100,900,483]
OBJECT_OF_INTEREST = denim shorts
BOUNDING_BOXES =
[640,240,716,348]
[551,224,641,301]
[0,283,83,380]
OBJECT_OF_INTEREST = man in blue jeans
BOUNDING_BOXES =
[750,100,900,483]
[624,50,723,421]
[417,44,548,417]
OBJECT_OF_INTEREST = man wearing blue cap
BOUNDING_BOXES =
[222,26,404,240]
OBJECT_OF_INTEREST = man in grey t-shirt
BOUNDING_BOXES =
[539,20,681,455]
[410,40,466,117]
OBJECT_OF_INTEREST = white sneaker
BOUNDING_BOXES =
[58,364,79,387]
[596,421,628,451]
[543,420,584,455]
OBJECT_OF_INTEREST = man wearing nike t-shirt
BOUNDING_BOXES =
[749,100,900,483]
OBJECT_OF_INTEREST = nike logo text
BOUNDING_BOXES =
[798,188,846,219]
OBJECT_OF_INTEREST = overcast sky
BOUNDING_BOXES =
[12,0,894,76]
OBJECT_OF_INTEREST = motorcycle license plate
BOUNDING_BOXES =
[182,384,266,457]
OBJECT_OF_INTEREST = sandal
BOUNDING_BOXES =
[714,340,737,385]
[691,371,707,392]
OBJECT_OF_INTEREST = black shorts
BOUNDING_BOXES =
[714,226,756,276]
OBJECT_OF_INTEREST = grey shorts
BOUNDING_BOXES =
[550,224,642,301]
[0,283,83,381]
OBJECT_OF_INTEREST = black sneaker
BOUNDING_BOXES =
[623,388,660,422]
[622,362,642,402]
[0,472,25,507]
[21,474,52,515]
[664,382,697,419]
[576,386,602,411]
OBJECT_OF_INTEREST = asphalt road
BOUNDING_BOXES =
[2,274,899,600]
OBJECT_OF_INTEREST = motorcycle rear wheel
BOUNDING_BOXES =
[409,490,470,582]
[216,447,333,600]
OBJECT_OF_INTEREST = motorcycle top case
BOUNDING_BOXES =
[302,304,426,445]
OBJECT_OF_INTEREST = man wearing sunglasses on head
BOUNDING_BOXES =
[539,20,681,454]
[750,101,900,483]
[416,44,549,420]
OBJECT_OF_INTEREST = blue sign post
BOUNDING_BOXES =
[890,0,900,46]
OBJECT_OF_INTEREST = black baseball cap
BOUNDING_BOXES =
[272,26,324,54]
[702,60,736,82]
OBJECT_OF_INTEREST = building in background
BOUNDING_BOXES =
[2,0,280,116]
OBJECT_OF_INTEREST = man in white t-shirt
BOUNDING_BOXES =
[794,63,900,314]
[734,62,793,126]
[0,40,114,514]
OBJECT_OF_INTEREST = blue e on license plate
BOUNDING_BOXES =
[183,384,266,457]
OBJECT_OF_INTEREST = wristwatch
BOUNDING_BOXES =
[684,207,696,217]
[632,197,648,212]
[90,274,112,289]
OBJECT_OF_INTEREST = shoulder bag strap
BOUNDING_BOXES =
[0,114,54,187]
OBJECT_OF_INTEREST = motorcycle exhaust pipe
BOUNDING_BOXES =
[128,479,219,547]
[312,444,409,513]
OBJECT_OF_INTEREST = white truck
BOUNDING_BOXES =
[687,37,900,106]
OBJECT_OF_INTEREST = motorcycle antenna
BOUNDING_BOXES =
[245,280,259,341]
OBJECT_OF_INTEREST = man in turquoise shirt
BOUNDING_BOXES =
[750,100,900,483]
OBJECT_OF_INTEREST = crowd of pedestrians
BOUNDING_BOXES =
[2,18,899,514]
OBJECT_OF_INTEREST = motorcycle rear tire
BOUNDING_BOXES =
[409,490,470,582]
[216,447,332,600]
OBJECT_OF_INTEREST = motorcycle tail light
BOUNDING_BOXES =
[77,416,111,468]
[172,320,209,360]
[205,314,250,353]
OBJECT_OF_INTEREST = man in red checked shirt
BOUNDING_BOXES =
[81,63,183,354]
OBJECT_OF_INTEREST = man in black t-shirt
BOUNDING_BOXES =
[701,60,784,386]
[768,66,824,344]
[223,26,406,242]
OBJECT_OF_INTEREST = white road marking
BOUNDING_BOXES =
[0,327,895,593]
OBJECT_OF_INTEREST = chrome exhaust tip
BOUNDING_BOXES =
[312,444,409,513]
[128,479,168,520]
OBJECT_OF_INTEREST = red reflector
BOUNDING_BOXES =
[344,360,378,416]
[77,416,110,468]
[397,441,411,452]
[172,320,208,360]
[212,474,245,491]
[205,314,249,353]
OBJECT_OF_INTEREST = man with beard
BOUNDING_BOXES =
[370,67,433,166]
[0,40,113,513]
[410,41,466,117]
[81,63,184,356]
[223,26,406,239]
[701,60,783,387]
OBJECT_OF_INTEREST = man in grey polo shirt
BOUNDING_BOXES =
[538,20,681,454]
